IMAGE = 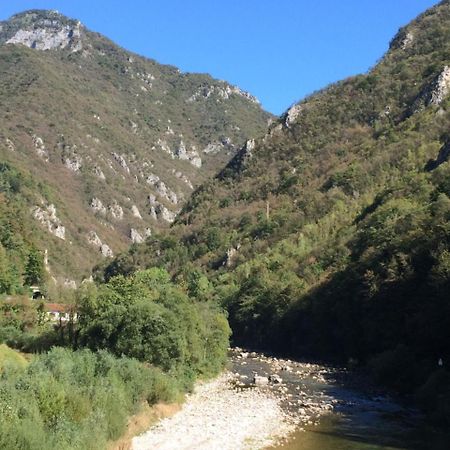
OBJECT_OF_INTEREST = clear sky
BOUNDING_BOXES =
[0,0,440,114]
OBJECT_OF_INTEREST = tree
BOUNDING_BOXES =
[24,246,45,286]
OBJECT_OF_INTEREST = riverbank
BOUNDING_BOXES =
[108,402,181,450]
[131,350,336,450]
[132,372,293,450]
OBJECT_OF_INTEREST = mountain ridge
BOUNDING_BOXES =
[0,9,271,284]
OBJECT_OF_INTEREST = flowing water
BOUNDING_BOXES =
[229,350,449,450]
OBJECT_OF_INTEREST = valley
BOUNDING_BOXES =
[134,349,448,450]
[0,1,449,449]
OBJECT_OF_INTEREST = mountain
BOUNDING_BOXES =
[0,9,271,284]
[104,0,450,422]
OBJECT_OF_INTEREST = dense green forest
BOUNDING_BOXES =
[0,267,230,449]
[98,0,450,425]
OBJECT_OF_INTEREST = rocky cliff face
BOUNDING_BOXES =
[0,9,271,281]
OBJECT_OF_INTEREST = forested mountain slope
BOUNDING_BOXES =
[0,10,271,284]
[104,0,450,422]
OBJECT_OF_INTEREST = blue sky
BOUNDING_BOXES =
[1,1,440,114]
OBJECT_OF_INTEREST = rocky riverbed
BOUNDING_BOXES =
[132,349,339,450]
[132,349,449,450]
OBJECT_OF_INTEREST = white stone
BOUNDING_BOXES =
[131,205,142,219]
[7,22,82,52]
[429,66,450,106]
[130,228,144,244]
[32,204,65,240]
[157,205,177,223]
[203,142,224,154]
[190,156,202,168]
[108,202,124,220]
[90,198,107,215]
[87,231,113,257]
[285,104,303,127]
[93,166,106,180]
[32,134,49,160]
[5,138,15,151]
[87,230,102,247]
[63,154,82,172]
[100,243,114,257]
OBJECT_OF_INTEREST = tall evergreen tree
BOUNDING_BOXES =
[24,246,45,286]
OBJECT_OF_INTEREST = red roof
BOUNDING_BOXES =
[44,303,68,313]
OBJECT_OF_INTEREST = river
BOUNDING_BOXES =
[229,350,449,450]
[133,349,449,450]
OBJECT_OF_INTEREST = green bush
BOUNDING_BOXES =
[0,346,182,450]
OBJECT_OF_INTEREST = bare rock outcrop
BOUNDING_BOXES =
[411,66,450,114]
[32,203,66,240]
[32,134,49,161]
[6,13,83,52]
[87,231,113,257]
[131,204,143,219]
[108,201,124,220]
[5,138,15,151]
[130,228,144,244]
[90,197,107,215]
[284,104,303,128]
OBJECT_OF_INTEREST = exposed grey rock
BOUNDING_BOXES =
[242,139,255,159]
[5,138,15,151]
[156,204,177,223]
[32,203,65,240]
[190,155,202,168]
[269,374,283,384]
[428,66,450,105]
[93,166,106,180]
[390,28,415,51]
[87,230,102,247]
[187,83,260,104]
[6,16,83,52]
[174,141,202,167]
[146,174,178,204]
[32,134,49,160]
[253,375,269,385]
[285,104,303,127]
[145,227,152,237]
[412,66,450,113]
[130,228,144,244]
[148,194,157,206]
[224,245,240,267]
[112,152,130,173]
[131,204,142,219]
[155,181,178,204]
[100,243,114,257]
[63,153,82,172]
[175,140,189,160]
[156,138,174,157]
[400,32,414,49]
[108,201,124,220]
[90,197,107,215]
[149,206,158,220]
[87,230,113,257]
